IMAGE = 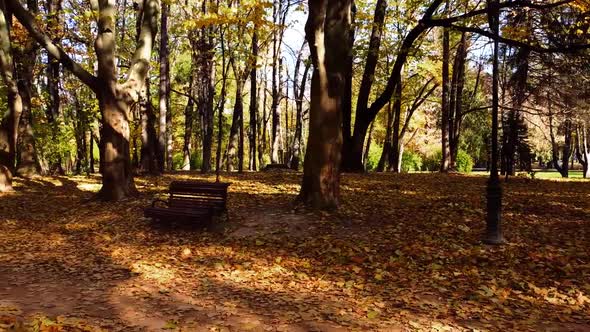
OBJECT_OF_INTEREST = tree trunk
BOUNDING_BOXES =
[14,0,39,178]
[449,32,467,170]
[0,0,22,191]
[89,131,95,173]
[158,1,169,172]
[376,101,393,172]
[389,83,403,172]
[45,0,64,174]
[290,60,310,170]
[561,119,572,178]
[341,2,355,172]
[576,123,590,178]
[97,90,137,200]
[139,77,160,175]
[182,91,194,171]
[341,0,385,172]
[259,73,268,168]
[15,53,39,177]
[216,29,228,176]
[72,93,87,174]
[226,77,243,172]
[248,30,258,171]
[440,9,450,172]
[270,0,284,164]
[194,12,215,173]
[299,0,351,210]
[363,121,375,170]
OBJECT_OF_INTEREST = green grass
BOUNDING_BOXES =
[533,170,585,179]
[472,169,587,179]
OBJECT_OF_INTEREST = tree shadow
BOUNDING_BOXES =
[2,173,589,330]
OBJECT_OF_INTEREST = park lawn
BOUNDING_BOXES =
[471,170,588,180]
[0,172,589,331]
[534,170,585,179]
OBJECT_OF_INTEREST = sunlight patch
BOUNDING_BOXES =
[131,261,176,284]
[77,183,102,192]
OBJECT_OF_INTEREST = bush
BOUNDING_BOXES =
[365,144,383,171]
[456,150,474,173]
[171,151,202,170]
[401,150,423,173]
[420,149,473,173]
[191,151,202,170]
[172,153,185,170]
[422,150,442,172]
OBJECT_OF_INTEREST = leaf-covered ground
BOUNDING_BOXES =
[0,172,589,331]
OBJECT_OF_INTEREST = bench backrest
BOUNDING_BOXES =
[168,181,230,210]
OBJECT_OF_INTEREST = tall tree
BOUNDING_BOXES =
[299,0,351,209]
[270,0,290,164]
[248,29,258,171]
[484,0,504,244]
[290,56,310,170]
[440,2,450,172]
[341,0,443,172]
[0,0,23,192]
[341,0,386,171]
[576,122,590,178]
[448,32,469,169]
[158,0,170,172]
[14,0,40,177]
[9,0,160,200]
[193,0,215,173]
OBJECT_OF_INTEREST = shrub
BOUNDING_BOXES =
[456,150,474,173]
[401,150,423,173]
[191,151,203,170]
[171,151,202,170]
[365,144,383,171]
[422,150,442,172]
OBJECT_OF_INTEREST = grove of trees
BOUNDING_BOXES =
[0,0,589,211]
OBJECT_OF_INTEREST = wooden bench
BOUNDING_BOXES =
[144,181,230,224]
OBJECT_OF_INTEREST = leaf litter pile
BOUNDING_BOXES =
[0,172,589,331]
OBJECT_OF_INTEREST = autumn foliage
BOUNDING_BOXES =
[1,172,589,331]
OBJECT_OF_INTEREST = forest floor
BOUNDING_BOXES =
[0,171,589,331]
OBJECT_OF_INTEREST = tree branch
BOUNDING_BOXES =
[450,24,590,53]
[7,0,99,91]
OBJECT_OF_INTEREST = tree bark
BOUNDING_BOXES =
[449,32,468,169]
[270,0,290,164]
[193,1,215,173]
[299,0,351,210]
[139,77,160,174]
[376,101,393,172]
[290,60,310,170]
[15,11,40,178]
[182,81,195,171]
[440,5,450,172]
[226,72,244,172]
[216,28,228,176]
[0,0,21,191]
[576,123,590,178]
[389,83,402,172]
[158,0,169,172]
[248,30,258,171]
